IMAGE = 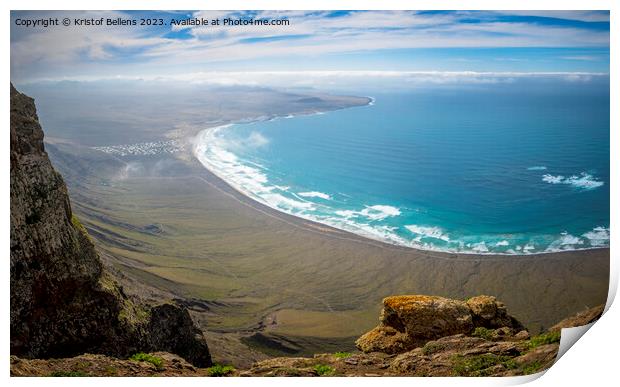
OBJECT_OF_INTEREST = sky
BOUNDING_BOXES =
[10,10,610,85]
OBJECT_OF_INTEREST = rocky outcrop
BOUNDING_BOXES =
[235,303,602,377]
[356,295,524,354]
[466,296,525,331]
[9,299,605,377]
[10,84,211,367]
[146,304,212,367]
[548,304,604,332]
[238,333,553,377]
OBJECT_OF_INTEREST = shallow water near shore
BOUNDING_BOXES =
[194,80,609,254]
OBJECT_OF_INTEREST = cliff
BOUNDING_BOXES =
[10,84,211,367]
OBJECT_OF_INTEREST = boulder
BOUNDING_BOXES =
[356,295,525,354]
[355,326,414,354]
[357,295,473,353]
[147,304,211,367]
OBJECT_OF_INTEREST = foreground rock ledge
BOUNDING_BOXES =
[356,295,525,354]
[10,295,604,377]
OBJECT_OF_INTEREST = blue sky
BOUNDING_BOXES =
[10,10,610,83]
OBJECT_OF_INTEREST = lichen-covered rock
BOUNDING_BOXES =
[466,296,524,331]
[10,84,211,366]
[356,295,473,353]
[357,295,473,353]
[355,326,414,354]
[356,295,525,354]
[383,296,474,336]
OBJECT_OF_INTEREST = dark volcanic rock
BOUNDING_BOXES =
[147,304,212,367]
[10,84,211,366]
[10,83,115,358]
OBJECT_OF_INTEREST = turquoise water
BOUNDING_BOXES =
[194,80,610,254]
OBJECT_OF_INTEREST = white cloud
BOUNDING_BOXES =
[11,11,167,70]
[492,10,609,22]
[10,10,610,82]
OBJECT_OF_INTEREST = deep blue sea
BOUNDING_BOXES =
[194,80,610,254]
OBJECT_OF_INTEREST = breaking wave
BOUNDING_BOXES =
[542,172,604,190]
[405,225,450,242]
[335,205,401,221]
[298,191,332,200]
[582,227,610,247]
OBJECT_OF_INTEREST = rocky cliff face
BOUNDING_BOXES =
[10,84,211,367]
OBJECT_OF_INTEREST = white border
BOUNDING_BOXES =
[2,1,617,386]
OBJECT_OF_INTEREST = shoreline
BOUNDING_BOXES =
[189,97,609,258]
[173,158,609,333]
[190,96,609,257]
[190,155,610,262]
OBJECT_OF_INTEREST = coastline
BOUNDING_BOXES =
[175,156,608,336]
[191,150,610,262]
[190,96,609,258]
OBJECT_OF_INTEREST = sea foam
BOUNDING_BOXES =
[298,191,332,200]
[470,241,489,253]
[542,172,604,190]
[582,227,610,247]
[405,225,450,242]
[545,233,585,252]
[335,205,401,221]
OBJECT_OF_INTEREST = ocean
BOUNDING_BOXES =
[194,79,610,254]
